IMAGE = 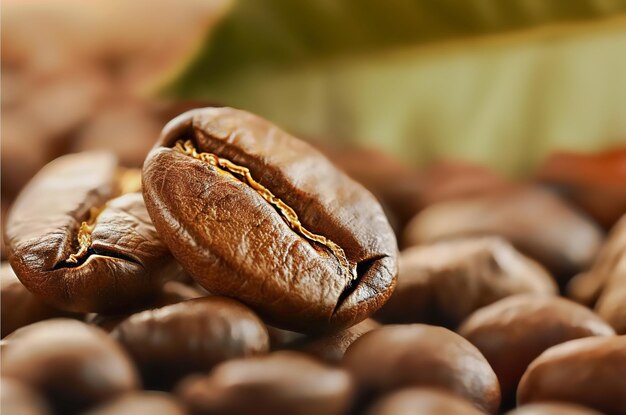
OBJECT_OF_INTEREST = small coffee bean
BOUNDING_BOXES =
[402,185,603,279]
[567,214,626,306]
[111,297,269,389]
[142,107,398,332]
[342,324,500,414]
[364,387,485,415]
[375,237,556,328]
[5,153,182,313]
[518,335,626,415]
[176,351,354,415]
[459,295,615,405]
[505,403,603,415]
[595,269,626,334]
[2,319,139,413]
[0,377,51,415]
[1,262,75,337]
[84,392,185,415]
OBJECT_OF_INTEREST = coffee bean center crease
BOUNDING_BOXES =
[174,139,357,281]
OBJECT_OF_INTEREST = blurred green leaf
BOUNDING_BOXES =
[168,0,626,175]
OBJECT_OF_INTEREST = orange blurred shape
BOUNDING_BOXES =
[537,147,626,230]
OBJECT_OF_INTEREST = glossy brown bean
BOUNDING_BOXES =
[176,351,354,415]
[343,324,501,414]
[376,237,556,328]
[5,152,181,313]
[1,262,75,337]
[111,297,269,389]
[1,319,139,413]
[518,336,626,415]
[459,295,615,404]
[142,107,397,332]
[364,387,485,415]
[402,185,603,279]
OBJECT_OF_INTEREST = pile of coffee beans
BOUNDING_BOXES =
[2,107,625,415]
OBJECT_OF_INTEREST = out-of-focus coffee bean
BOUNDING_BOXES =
[86,280,205,332]
[72,99,162,167]
[300,318,380,364]
[111,297,269,389]
[176,351,354,415]
[0,377,51,415]
[1,262,76,338]
[537,148,626,230]
[84,392,185,415]
[375,237,556,328]
[266,325,307,350]
[595,266,626,334]
[403,185,604,280]
[323,146,422,235]
[364,387,485,415]
[343,324,501,414]
[568,214,626,306]
[1,110,52,199]
[416,160,507,208]
[459,295,615,405]
[518,336,626,415]
[505,403,603,415]
[2,319,139,413]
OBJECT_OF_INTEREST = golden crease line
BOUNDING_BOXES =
[174,139,357,281]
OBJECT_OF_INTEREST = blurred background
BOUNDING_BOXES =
[2,0,626,261]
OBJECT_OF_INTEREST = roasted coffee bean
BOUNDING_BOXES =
[2,319,139,413]
[375,237,556,328]
[266,325,308,350]
[71,99,163,168]
[364,387,485,415]
[84,392,185,415]
[0,377,51,415]
[595,269,626,334]
[459,295,615,405]
[142,107,398,332]
[537,148,626,230]
[567,214,626,306]
[5,152,182,313]
[112,297,269,389]
[176,351,354,415]
[505,403,603,415]
[402,185,603,279]
[343,324,500,414]
[518,336,626,415]
[299,318,380,363]
[1,262,75,337]
[86,280,205,332]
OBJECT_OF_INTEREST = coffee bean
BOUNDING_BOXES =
[84,392,185,415]
[1,262,75,337]
[111,297,269,389]
[567,214,626,306]
[402,185,603,279]
[176,351,354,415]
[5,152,182,313]
[459,295,615,405]
[518,335,626,415]
[85,280,205,332]
[0,377,51,415]
[1,319,139,413]
[595,269,626,334]
[375,237,556,328]
[505,403,603,415]
[342,324,501,414]
[299,318,380,364]
[536,148,626,230]
[142,107,398,332]
[364,387,486,415]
